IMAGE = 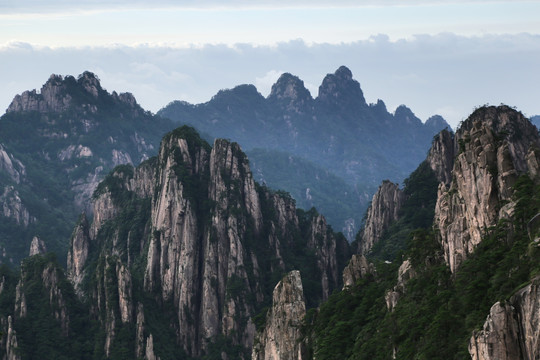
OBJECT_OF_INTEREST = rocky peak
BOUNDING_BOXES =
[28,236,46,256]
[385,259,416,312]
[316,66,366,111]
[211,84,266,108]
[425,114,450,132]
[435,105,540,272]
[427,129,455,186]
[394,105,422,127]
[6,71,141,114]
[342,254,375,289]
[0,144,25,184]
[77,71,102,98]
[268,73,313,113]
[469,276,540,360]
[252,270,306,360]
[359,180,406,255]
[67,214,90,296]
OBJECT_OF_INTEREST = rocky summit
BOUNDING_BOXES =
[0,72,173,264]
[159,66,450,239]
[0,125,349,359]
[296,105,540,360]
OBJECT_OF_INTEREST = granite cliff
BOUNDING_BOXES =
[300,105,540,359]
[0,72,173,264]
[0,125,347,359]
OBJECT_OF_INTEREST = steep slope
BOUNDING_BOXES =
[0,125,350,359]
[247,148,367,240]
[159,66,449,237]
[0,72,173,264]
[434,106,540,272]
[251,271,307,360]
[300,105,540,359]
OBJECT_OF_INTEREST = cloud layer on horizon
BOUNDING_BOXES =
[1,33,539,128]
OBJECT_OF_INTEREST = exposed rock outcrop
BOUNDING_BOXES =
[469,276,540,360]
[435,106,540,272]
[268,73,313,114]
[359,180,406,255]
[252,271,306,360]
[385,259,416,312]
[342,254,375,289]
[28,236,46,256]
[67,126,347,358]
[1,186,32,227]
[0,145,25,184]
[5,316,20,360]
[67,214,90,295]
[427,128,455,186]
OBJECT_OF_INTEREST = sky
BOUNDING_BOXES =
[1,1,540,129]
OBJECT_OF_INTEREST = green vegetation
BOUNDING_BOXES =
[366,161,439,261]
[247,148,369,239]
[0,75,173,265]
[305,167,540,359]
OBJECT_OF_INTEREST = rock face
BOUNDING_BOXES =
[28,236,47,256]
[66,214,90,295]
[434,106,540,272]
[1,186,32,227]
[68,126,347,358]
[0,145,25,184]
[252,271,306,360]
[268,73,313,114]
[159,66,449,240]
[342,254,375,289]
[427,128,455,186]
[469,276,540,360]
[0,71,172,265]
[385,259,416,312]
[359,180,406,254]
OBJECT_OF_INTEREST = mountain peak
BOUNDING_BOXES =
[394,105,422,126]
[335,65,353,81]
[425,115,450,132]
[7,71,141,114]
[317,65,366,110]
[268,72,313,112]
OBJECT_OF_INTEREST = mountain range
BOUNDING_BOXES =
[0,104,538,359]
[159,66,449,236]
[0,69,539,359]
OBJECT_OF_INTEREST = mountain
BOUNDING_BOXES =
[531,114,540,129]
[158,66,449,238]
[271,105,540,359]
[159,66,449,189]
[246,148,368,240]
[0,125,350,359]
[0,72,173,264]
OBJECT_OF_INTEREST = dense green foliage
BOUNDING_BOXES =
[306,168,540,359]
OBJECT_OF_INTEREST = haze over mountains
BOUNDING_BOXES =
[159,66,449,236]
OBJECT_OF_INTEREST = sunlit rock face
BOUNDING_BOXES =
[469,276,540,360]
[359,180,406,255]
[252,271,307,360]
[434,106,540,273]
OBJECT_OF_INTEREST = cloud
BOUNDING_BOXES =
[1,33,539,129]
[255,70,284,96]
[3,0,531,13]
